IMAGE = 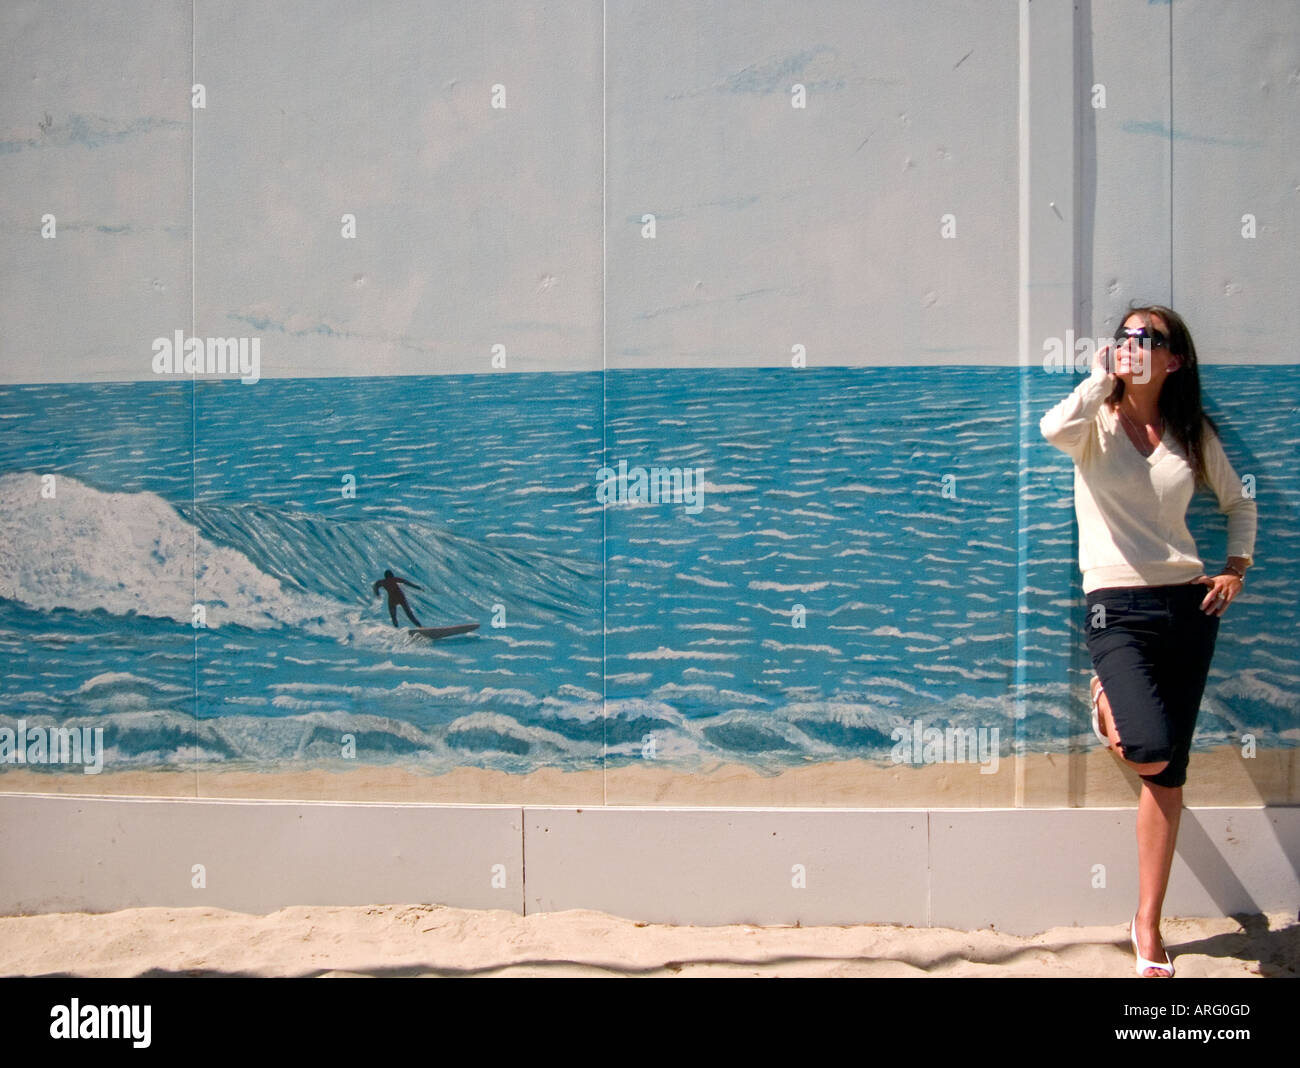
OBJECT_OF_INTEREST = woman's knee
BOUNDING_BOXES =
[1109,734,1169,777]
[1129,758,1169,777]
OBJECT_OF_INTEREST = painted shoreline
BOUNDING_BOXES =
[1,745,1294,806]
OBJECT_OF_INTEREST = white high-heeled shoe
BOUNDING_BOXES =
[1131,916,1174,978]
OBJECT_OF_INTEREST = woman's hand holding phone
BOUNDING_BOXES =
[1094,340,1116,379]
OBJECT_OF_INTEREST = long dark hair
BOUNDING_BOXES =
[1106,304,1219,487]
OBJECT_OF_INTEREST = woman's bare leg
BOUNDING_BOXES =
[1135,781,1180,974]
[1095,683,1177,975]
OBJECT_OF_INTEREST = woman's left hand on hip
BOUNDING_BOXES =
[1193,573,1242,615]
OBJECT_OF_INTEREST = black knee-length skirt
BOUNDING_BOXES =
[1084,582,1221,788]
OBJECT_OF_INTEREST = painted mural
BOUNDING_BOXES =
[1,361,1294,805]
[1,1,1296,806]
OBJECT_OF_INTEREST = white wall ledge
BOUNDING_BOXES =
[2,795,1295,935]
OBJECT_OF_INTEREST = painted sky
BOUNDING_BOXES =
[0,0,1294,382]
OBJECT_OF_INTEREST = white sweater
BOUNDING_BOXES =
[1038,365,1257,593]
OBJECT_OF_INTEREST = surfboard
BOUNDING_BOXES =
[407,623,480,640]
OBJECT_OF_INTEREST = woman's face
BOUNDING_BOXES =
[1115,312,1179,387]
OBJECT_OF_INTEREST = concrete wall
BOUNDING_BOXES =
[2,794,1297,933]
[1,1,1296,919]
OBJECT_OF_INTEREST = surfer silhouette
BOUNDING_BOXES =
[372,569,423,628]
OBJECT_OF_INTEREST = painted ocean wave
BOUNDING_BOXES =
[7,673,1290,774]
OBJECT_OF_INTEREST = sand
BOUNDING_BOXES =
[1,904,1295,977]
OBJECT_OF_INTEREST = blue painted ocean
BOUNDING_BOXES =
[1,366,1296,774]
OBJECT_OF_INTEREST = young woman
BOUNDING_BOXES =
[1038,305,1257,977]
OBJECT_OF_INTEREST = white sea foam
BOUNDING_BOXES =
[676,573,731,588]
[77,672,188,694]
[870,626,942,641]
[761,639,842,655]
[625,646,738,661]
[0,472,342,632]
[699,481,756,493]
[747,580,829,592]
[651,682,767,706]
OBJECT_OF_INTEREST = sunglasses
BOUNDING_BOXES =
[1115,326,1169,349]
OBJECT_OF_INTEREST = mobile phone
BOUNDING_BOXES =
[1098,340,1114,374]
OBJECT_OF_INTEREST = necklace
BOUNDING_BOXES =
[1117,405,1163,454]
